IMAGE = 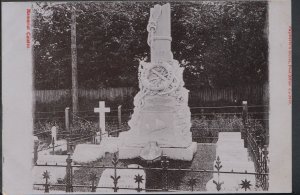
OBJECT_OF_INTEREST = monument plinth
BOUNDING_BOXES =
[119,3,197,161]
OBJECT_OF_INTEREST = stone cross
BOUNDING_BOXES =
[51,126,57,144]
[94,101,110,135]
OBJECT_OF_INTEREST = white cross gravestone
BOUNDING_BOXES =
[94,101,110,138]
[51,126,57,143]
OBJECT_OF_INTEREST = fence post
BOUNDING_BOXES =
[65,107,70,132]
[33,139,39,165]
[67,137,71,153]
[161,155,169,191]
[242,101,248,124]
[43,170,50,193]
[65,107,72,152]
[111,153,120,192]
[52,137,55,155]
[244,124,248,148]
[65,153,73,192]
[241,101,248,139]
[92,131,97,144]
[262,145,269,190]
[89,172,97,192]
[118,105,122,128]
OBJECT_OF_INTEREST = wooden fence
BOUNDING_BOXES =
[189,84,268,106]
[35,84,268,106]
[35,87,136,103]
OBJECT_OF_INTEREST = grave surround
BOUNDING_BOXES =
[206,132,256,192]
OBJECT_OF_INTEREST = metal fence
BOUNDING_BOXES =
[33,152,268,193]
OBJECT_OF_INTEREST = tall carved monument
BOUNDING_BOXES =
[119,3,197,161]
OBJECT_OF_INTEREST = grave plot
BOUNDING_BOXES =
[32,111,98,190]
[206,132,256,191]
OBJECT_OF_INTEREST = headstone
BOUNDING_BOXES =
[94,101,110,135]
[96,167,145,192]
[206,132,256,192]
[118,3,196,161]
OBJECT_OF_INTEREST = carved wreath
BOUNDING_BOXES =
[141,61,174,91]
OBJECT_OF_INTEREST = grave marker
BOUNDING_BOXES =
[51,126,57,143]
[94,101,110,141]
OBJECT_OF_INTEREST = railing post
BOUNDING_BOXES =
[262,145,269,190]
[66,153,73,192]
[242,101,248,125]
[92,131,97,144]
[213,156,224,191]
[65,107,70,132]
[241,101,248,139]
[43,170,50,193]
[52,137,55,155]
[118,105,122,136]
[118,105,122,128]
[67,137,71,153]
[89,172,97,192]
[33,138,39,165]
[134,174,144,192]
[244,124,249,148]
[161,155,169,191]
[111,153,120,192]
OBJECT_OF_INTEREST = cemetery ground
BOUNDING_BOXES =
[33,104,268,192]
[49,144,216,192]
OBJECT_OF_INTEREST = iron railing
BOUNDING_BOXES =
[33,152,269,193]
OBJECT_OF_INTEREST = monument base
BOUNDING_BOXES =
[119,142,197,161]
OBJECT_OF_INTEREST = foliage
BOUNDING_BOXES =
[32,1,268,90]
[192,114,244,130]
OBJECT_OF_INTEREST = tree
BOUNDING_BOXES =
[32,1,268,90]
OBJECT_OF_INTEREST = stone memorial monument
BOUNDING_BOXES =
[119,3,197,161]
